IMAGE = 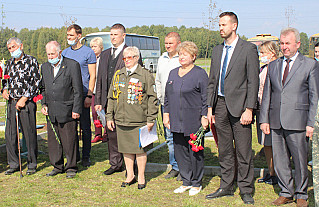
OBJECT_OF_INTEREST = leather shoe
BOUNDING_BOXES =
[26,169,36,175]
[121,177,137,187]
[103,167,122,175]
[66,171,76,179]
[138,183,146,190]
[257,173,271,183]
[5,168,19,175]
[296,199,308,207]
[205,188,234,200]
[272,196,294,205]
[46,170,62,177]
[264,176,278,185]
[241,193,254,205]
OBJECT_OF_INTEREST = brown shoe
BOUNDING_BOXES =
[272,196,294,205]
[296,199,308,207]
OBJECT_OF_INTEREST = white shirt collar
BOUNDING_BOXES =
[223,35,239,48]
[112,41,125,56]
[163,51,179,59]
[284,51,299,62]
[126,64,138,75]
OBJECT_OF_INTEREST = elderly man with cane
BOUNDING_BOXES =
[2,37,41,176]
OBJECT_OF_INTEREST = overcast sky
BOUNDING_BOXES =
[1,0,318,38]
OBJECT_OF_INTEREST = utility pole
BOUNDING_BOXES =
[285,6,295,27]
[1,4,5,60]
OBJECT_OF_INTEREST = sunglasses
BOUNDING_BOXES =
[123,56,136,61]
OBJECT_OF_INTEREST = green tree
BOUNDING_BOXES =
[299,32,309,56]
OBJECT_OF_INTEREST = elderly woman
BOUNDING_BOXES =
[256,41,279,185]
[106,46,158,189]
[163,41,208,196]
[90,37,107,143]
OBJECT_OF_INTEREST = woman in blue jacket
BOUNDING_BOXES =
[163,41,208,196]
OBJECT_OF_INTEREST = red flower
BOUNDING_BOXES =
[33,94,43,103]
[94,120,103,128]
[188,139,194,146]
[192,146,199,152]
[190,133,197,140]
[3,75,10,79]
[198,145,204,150]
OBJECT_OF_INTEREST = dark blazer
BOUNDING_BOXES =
[164,66,208,136]
[259,54,319,130]
[207,38,259,117]
[41,57,83,123]
[94,45,143,108]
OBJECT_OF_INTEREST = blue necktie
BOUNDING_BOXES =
[220,45,231,95]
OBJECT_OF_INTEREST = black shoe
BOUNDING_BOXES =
[82,158,91,167]
[241,193,254,205]
[66,171,76,179]
[257,173,271,183]
[121,177,137,187]
[164,169,179,179]
[205,188,234,200]
[103,167,122,175]
[26,169,36,175]
[5,168,19,175]
[264,176,278,185]
[138,183,146,190]
[46,170,62,177]
[176,173,182,181]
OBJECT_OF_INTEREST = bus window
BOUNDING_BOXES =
[132,37,140,49]
[139,38,147,50]
[146,38,153,50]
[153,39,160,50]
[125,36,133,47]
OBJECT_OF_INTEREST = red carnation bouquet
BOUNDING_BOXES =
[94,120,103,128]
[33,94,43,103]
[188,126,209,152]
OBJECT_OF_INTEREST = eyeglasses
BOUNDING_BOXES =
[123,56,136,61]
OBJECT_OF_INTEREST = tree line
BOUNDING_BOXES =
[0,25,309,64]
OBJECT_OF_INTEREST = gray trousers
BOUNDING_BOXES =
[312,109,319,207]
[272,128,309,200]
[5,99,38,169]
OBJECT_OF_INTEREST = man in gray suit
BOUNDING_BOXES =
[205,12,259,205]
[260,28,319,207]
[41,41,83,179]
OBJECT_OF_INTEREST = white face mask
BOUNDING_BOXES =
[260,56,270,64]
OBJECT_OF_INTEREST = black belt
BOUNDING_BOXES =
[218,95,225,100]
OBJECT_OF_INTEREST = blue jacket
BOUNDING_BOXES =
[164,65,208,136]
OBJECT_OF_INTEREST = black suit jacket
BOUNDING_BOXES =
[41,57,83,123]
[94,44,143,108]
[207,38,259,117]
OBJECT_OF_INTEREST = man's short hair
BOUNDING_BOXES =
[111,23,126,33]
[315,42,319,48]
[166,32,181,43]
[67,24,82,34]
[46,41,61,52]
[219,11,238,25]
[280,27,300,43]
[7,37,22,45]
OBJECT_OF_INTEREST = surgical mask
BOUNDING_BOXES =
[11,48,23,59]
[315,57,319,61]
[260,56,270,64]
[67,38,78,46]
[48,57,60,65]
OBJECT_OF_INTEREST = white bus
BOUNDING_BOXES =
[83,32,161,72]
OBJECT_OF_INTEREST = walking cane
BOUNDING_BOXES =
[16,110,23,178]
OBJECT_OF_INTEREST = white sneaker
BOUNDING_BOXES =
[174,185,192,193]
[189,186,202,196]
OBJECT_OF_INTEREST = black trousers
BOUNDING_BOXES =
[214,97,254,194]
[106,126,123,170]
[5,99,38,169]
[47,119,77,173]
[173,132,204,187]
[272,128,309,200]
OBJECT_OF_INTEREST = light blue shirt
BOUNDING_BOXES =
[218,35,239,96]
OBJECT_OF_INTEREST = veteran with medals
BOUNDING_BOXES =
[106,46,158,190]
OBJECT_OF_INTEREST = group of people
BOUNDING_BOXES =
[1,10,319,206]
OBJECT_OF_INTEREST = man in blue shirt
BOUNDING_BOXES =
[62,24,96,167]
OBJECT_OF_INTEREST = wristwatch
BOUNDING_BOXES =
[86,95,92,98]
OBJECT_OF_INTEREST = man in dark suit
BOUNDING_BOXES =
[95,23,143,175]
[41,41,83,179]
[260,28,319,207]
[205,12,259,205]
